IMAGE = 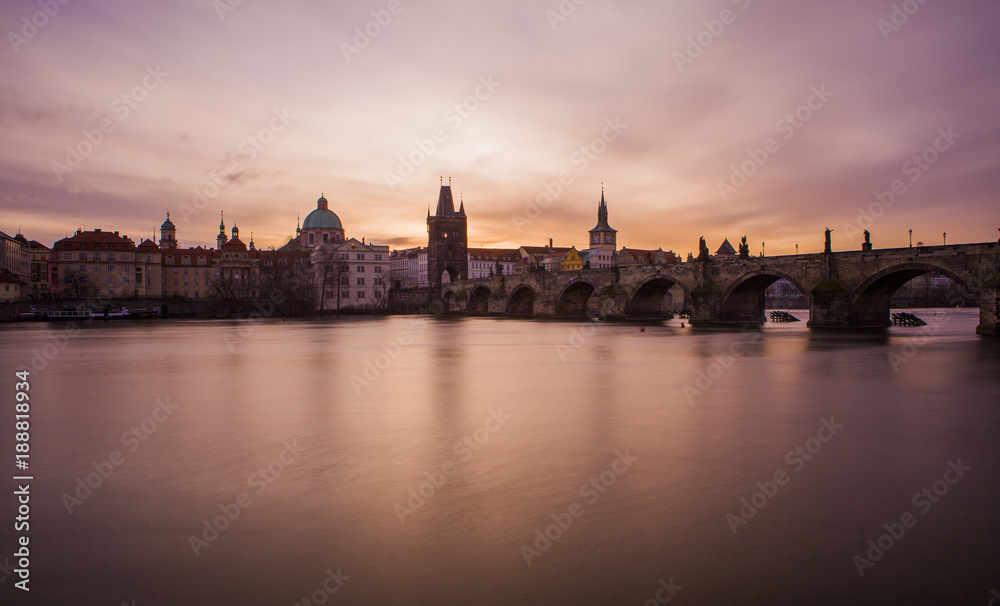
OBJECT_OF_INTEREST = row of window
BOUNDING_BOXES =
[325,290,382,299]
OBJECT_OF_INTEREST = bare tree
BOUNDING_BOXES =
[311,246,349,312]
[60,268,92,300]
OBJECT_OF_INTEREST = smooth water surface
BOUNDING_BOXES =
[0,309,997,605]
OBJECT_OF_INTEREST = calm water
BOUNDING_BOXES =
[1,309,998,605]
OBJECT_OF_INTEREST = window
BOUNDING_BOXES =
[309,234,315,244]
[357,277,365,285]
[374,254,382,260]
[323,234,329,243]
[356,253,364,260]
[107,253,115,261]
[93,253,101,261]
[95,265,101,272]
[357,291,365,298]
[63,252,71,259]
[356,266,364,272]
[108,265,114,272]
[78,253,86,260]
[375,291,382,299]
[374,266,382,273]
[123,276,129,284]
[79,264,86,271]
[340,276,349,286]
[341,290,349,298]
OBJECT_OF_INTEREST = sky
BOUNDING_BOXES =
[2,0,999,257]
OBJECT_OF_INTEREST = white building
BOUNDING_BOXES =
[468,248,519,278]
[315,238,389,310]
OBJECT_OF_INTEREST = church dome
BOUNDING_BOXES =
[161,213,175,230]
[301,194,343,230]
[302,208,342,230]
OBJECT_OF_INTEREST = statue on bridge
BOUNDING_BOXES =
[862,230,873,252]
[739,236,750,259]
[825,228,833,253]
[698,237,709,261]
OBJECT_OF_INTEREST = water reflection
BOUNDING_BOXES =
[0,309,996,605]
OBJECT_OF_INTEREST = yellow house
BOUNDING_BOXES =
[559,247,585,272]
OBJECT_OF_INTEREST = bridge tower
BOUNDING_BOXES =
[427,178,467,293]
[588,188,617,251]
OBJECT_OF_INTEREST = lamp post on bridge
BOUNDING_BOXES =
[943,232,946,246]
[909,229,913,248]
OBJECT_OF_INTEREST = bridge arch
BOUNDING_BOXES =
[506,284,537,317]
[555,279,599,317]
[468,284,491,316]
[849,262,977,327]
[625,274,687,318]
[720,269,808,325]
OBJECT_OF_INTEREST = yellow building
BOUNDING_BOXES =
[559,247,585,271]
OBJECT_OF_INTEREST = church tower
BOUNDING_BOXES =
[427,178,468,292]
[159,212,177,250]
[588,189,617,251]
[217,211,227,250]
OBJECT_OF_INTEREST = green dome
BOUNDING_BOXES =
[161,213,175,230]
[302,207,342,230]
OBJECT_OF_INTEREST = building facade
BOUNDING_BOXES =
[0,230,29,283]
[468,248,519,279]
[28,240,50,299]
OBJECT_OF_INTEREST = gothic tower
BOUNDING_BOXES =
[588,189,617,251]
[427,178,467,292]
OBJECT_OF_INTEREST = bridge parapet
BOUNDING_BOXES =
[435,242,999,334]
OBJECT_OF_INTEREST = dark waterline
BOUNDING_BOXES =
[1,308,998,605]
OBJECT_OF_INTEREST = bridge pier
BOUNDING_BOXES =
[807,280,852,329]
[977,279,999,336]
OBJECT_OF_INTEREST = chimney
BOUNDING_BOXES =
[549,238,553,248]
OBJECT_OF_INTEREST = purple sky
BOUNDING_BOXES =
[2,0,999,256]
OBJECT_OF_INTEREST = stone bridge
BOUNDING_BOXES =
[440,242,1000,335]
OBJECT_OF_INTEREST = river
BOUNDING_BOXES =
[1,308,997,604]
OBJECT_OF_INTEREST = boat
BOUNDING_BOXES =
[14,306,162,321]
